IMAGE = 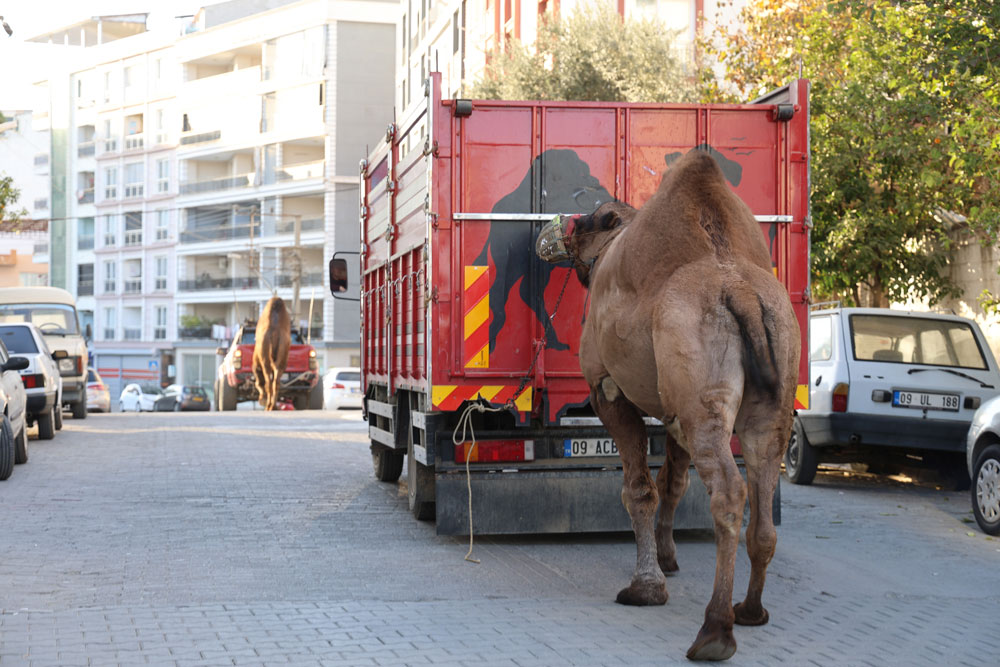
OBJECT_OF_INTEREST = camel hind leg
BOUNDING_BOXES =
[269,361,281,410]
[654,434,691,574]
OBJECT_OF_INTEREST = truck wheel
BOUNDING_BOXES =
[14,424,28,464]
[292,394,308,410]
[54,403,64,430]
[220,380,237,411]
[37,406,56,441]
[372,444,403,482]
[971,444,1000,536]
[71,397,87,419]
[408,447,436,521]
[0,417,14,480]
[308,383,324,410]
[784,418,818,485]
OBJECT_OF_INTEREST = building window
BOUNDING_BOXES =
[123,260,142,294]
[103,72,111,103]
[155,210,169,241]
[155,256,167,290]
[156,158,169,193]
[103,166,118,199]
[77,264,94,296]
[103,260,117,293]
[124,162,144,198]
[124,211,143,246]
[103,307,116,340]
[102,118,117,152]
[103,214,118,246]
[155,306,167,340]
[78,217,95,249]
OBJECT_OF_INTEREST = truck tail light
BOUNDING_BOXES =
[833,383,849,412]
[21,374,44,389]
[77,356,84,375]
[454,440,535,463]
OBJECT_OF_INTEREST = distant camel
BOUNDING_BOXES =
[537,149,800,661]
[253,296,291,411]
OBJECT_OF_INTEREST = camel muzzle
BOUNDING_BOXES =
[536,214,574,263]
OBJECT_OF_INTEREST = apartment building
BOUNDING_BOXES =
[33,0,396,398]
[0,109,52,281]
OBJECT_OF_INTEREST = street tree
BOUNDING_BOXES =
[470,3,695,103]
[702,0,1000,307]
[0,174,27,224]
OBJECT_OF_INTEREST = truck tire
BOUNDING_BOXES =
[14,424,28,464]
[308,383,324,410]
[372,444,403,482]
[0,417,14,480]
[37,405,56,441]
[220,380,237,411]
[292,394,308,410]
[71,397,87,419]
[784,418,818,485]
[408,448,436,521]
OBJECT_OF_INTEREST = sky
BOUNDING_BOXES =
[0,1,212,109]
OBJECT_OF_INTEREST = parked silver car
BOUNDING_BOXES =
[0,339,29,479]
[0,322,64,440]
[965,395,1000,535]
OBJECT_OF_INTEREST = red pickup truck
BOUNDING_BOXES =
[215,323,322,410]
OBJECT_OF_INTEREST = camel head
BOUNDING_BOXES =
[536,201,636,286]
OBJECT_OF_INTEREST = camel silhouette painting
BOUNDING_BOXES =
[537,149,800,661]
[253,296,291,411]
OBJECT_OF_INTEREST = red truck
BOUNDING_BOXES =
[332,74,811,534]
[215,322,322,410]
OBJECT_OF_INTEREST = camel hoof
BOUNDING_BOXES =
[658,555,679,575]
[733,602,769,626]
[686,628,736,661]
[615,580,668,606]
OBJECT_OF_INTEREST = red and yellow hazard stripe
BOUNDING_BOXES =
[432,384,533,413]
[794,384,809,410]
[464,266,490,368]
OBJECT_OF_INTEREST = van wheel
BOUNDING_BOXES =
[37,406,56,440]
[14,425,28,464]
[372,444,403,482]
[71,398,87,419]
[784,418,818,485]
[0,417,14,480]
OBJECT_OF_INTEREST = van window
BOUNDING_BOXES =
[0,303,80,335]
[849,314,988,370]
[809,316,832,361]
[0,326,39,354]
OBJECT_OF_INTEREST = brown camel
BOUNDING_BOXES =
[536,150,800,661]
[253,296,291,411]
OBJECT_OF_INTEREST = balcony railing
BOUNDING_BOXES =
[78,280,94,296]
[77,142,95,157]
[103,233,117,247]
[178,326,213,339]
[178,276,259,291]
[77,188,94,204]
[179,223,259,244]
[276,273,324,288]
[123,279,142,293]
[179,173,253,195]
[275,160,325,182]
[179,130,221,146]
[275,218,324,234]
[124,230,143,246]
[124,184,144,198]
[104,186,117,200]
[103,138,118,153]
[103,328,115,340]
[78,235,94,250]
[103,281,116,293]
[123,327,142,340]
[124,133,144,151]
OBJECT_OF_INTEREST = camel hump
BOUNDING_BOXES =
[724,282,779,398]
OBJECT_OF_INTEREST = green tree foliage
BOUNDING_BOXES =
[470,3,695,103]
[702,0,1000,307]
[0,174,27,223]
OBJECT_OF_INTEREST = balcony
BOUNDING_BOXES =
[276,273,324,288]
[178,276,259,291]
[124,184,144,199]
[275,218,324,234]
[124,230,143,246]
[78,142,95,158]
[179,129,221,146]
[179,172,253,196]
[178,326,213,339]
[77,188,94,204]
[123,279,142,293]
[180,222,258,244]
[123,327,142,340]
[78,235,95,250]
[124,134,144,151]
[78,280,94,296]
[276,161,325,183]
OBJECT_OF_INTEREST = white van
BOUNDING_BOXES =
[787,306,1000,484]
[0,287,90,418]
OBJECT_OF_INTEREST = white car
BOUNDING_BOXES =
[118,383,168,412]
[965,395,1000,535]
[787,307,1000,485]
[323,367,362,409]
[0,322,63,440]
[86,367,111,413]
[0,339,29,478]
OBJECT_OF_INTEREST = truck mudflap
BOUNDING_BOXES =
[433,463,780,536]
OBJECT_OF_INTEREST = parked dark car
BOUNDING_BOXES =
[163,384,211,412]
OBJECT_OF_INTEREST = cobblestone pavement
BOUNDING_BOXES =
[0,411,997,666]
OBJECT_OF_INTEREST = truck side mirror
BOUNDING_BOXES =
[52,349,69,360]
[329,257,348,295]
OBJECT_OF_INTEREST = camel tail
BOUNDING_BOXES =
[725,286,779,398]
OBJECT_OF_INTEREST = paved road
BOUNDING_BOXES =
[0,411,997,666]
